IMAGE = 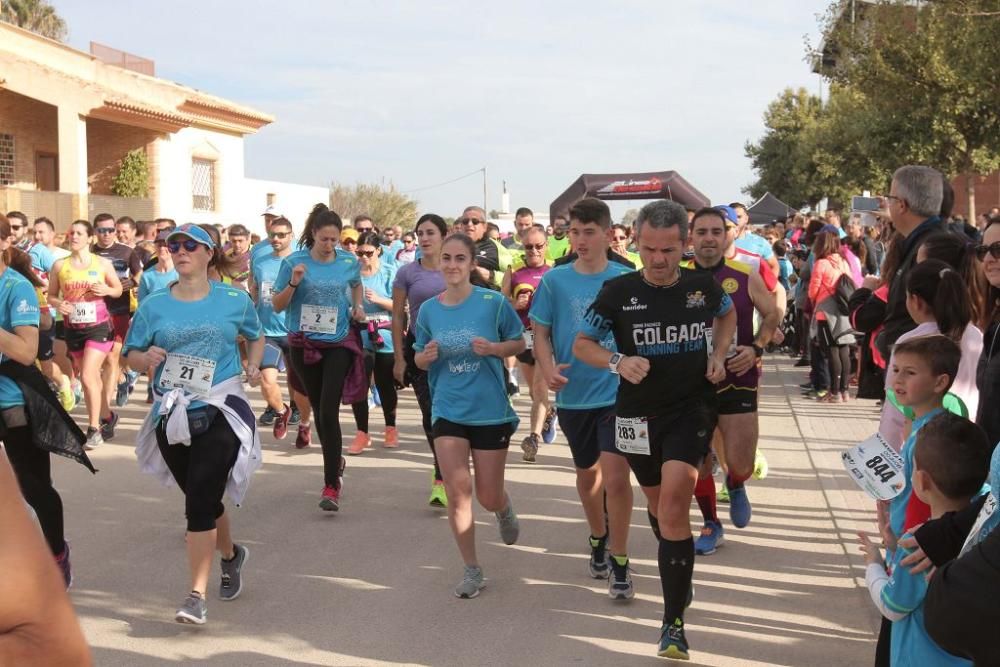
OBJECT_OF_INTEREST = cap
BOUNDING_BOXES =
[820,224,841,235]
[714,205,739,227]
[262,205,282,217]
[167,223,215,250]
[341,228,359,243]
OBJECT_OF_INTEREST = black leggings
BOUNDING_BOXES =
[404,332,442,482]
[351,351,398,432]
[290,346,353,488]
[157,412,240,532]
[4,424,65,555]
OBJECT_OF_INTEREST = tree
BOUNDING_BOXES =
[328,180,418,231]
[0,0,68,41]
[110,149,149,198]
[488,209,500,220]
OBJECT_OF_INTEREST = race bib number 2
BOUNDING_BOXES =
[159,353,216,398]
[841,433,905,501]
[301,304,338,334]
[615,416,650,455]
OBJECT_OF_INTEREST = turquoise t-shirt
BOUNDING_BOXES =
[251,252,290,338]
[414,286,523,426]
[882,538,972,666]
[275,249,361,343]
[137,268,178,301]
[735,233,775,260]
[28,243,55,274]
[360,262,397,353]
[123,282,262,409]
[528,261,633,410]
[890,408,945,540]
[0,268,40,408]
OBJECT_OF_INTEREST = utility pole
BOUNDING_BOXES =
[482,166,487,211]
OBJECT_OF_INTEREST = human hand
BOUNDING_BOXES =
[246,364,261,388]
[546,363,571,391]
[857,531,883,566]
[725,347,756,376]
[515,292,530,310]
[706,355,727,383]
[290,264,306,285]
[862,275,879,291]
[618,356,650,385]
[144,346,168,368]
[471,337,496,357]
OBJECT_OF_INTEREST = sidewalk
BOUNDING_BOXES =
[58,355,880,665]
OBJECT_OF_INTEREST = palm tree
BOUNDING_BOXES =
[0,0,68,41]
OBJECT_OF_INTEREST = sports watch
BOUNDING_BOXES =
[752,343,764,358]
[608,353,624,374]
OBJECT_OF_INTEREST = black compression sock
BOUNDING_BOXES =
[648,508,662,541]
[659,537,695,624]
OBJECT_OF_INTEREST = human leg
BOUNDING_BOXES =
[435,435,476,565]
[3,425,65,556]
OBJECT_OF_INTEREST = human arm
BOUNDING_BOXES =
[472,298,526,357]
[350,282,365,322]
[270,261,303,313]
[391,287,409,384]
[708,303,737,383]
[46,260,71,316]
[0,326,39,367]
[121,248,143,291]
[532,323,570,392]
[808,258,825,304]
[88,258,123,298]
[727,270,780,376]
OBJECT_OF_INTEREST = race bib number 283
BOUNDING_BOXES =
[615,416,650,455]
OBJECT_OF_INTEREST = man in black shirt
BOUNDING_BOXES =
[458,206,501,286]
[574,200,735,661]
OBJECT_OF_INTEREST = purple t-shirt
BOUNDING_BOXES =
[392,259,446,330]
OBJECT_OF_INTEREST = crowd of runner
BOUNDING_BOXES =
[2,162,1000,663]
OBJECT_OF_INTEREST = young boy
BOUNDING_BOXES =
[859,412,989,666]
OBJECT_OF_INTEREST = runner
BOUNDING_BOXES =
[546,214,571,263]
[413,232,525,599]
[226,224,252,291]
[33,217,76,409]
[348,231,399,453]
[47,220,123,450]
[272,204,366,512]
[395,232,417,266]
[529,197,637,598]
[392,214,449,507]
[136,231,178,404]
[0,213,94,589]
[249,217,314,447]
[502,225,554,459]
[683,207,780,555]
[575,200,736,660]
[124,223,263,625]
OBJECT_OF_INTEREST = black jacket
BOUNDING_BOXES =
[977,322,1000,448]
[554,249,636,269]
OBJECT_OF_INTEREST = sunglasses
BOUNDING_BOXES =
[976,242,1000,261]
[523,243,545,251]
[460,218,483,225]
[355,227,373,234]
[342,239,358,246]
[96,227,116,234]
[167,239,204,254]
[269,231,290,239]
[355,250,376,258]
[612,236,628,242]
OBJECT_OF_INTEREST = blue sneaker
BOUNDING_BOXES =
[657,618,690,660]
[115,377,129,407]
[727,484,752,528]
[125,369,141,395]
[541,407,557,444]
[694,521,725,556]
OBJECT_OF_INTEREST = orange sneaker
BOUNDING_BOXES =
[347,431,371,455]
[384,426,399,448]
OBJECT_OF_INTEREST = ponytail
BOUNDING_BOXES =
[301,203,343,250]
[919,231,987,327]
[907,259,971,342]
[196,223,240,280]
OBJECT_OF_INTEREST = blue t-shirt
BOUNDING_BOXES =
[882,539,972,666]
[28,243,55,274]
[251,252,290,338]
[777,257,793,292]
[0,268,40,408]
[275,249,361,343]
[360,263,397,353]
[414,286,523,426]
[528,261,633,410]
[890,408,945,540]
[137,268,178,301]
[735,233,775,261]
[123,282,262,410]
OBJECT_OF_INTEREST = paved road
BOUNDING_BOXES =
[56,356,881,665]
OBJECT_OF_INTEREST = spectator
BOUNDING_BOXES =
[847,215,879,276]
[773,240,793,292]
[975,216,1000,446]
[808,231,855,403]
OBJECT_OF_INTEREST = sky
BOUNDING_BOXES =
[56,0,832,220]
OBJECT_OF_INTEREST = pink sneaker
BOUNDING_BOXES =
[347,431,371,455]
[384,426,399,448]
[273,404,291,440]
[295,424,311,449]
[319,485,340,512]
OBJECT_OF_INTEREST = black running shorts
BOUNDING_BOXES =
[621,398,718,488]
[557,405,619,469]
[432,418,514,451]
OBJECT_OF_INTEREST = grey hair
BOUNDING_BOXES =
[892,165,944,218]
[635,200,689,242]
[463,205,486,218]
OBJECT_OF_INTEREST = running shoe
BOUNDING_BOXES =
[384,426,399,448]
[727,484,752,528]
[258,406,277,426]
[126,369,140,394]
[541,407,557,444]
[589,536,609,579]
[798,381,813,389]
[694,521,725,556]
[57,383,76,412]
[319,485,340,512]
[657,618,689,660]
[273,405,291,441]
[288,404,301,426]
[99,411,118,440]
[294,424,311,449]
[347,431,371,455]
[717,484,729,504]
[72,380,82,405]
[752,450,769,480]
[794,356,811,367]
[803,389,828,400]
[54,542,72,590]
[520,433,539,463]
[428,479,448,508]
[115,376,130,407]
[495,496,520,545]
[175,591,207,625]
[455,565,485,599]
[608,556,634,600]
[84,427,103,451]
[219,544,248,601]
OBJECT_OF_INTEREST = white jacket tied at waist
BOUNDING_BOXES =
[135,375,262,507]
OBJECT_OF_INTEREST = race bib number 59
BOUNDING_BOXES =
[615,416,650,455]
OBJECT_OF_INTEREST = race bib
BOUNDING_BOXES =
[615,416,650,455]
[159,353,216,398]
[959,493,997,557]
[260,281,274,305]
[523,330,534,350]
[301,304,338,334]
[705,327,737,358]
[71,301,97,325]
[841,433,905,501]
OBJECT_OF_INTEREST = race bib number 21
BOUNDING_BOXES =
[159,353,216,398]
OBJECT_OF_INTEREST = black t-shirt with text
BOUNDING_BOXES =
[93,242,142,315]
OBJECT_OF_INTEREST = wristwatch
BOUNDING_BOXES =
[608,353,624,374]
[752,343,764,358]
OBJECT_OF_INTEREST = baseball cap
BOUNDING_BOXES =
[262,205,282,217]
[167,223,215,250]
[341,228,359,243]
[714,205,739,227]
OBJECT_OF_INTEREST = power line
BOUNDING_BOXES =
[403,167,485,194]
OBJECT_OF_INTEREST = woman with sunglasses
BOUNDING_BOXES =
[501,226,553,462]
[610,224,642,268]
[395,232,417,266]
[413,232,525,598]
[272,204,366,512]
[392,214,449,507]
[124,223,264,625]
[47,220,123,450]
[348,231,400,453]
[976,218,1000,446]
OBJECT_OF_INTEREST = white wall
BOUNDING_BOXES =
[241,178,329,236]
[153,126,246,225]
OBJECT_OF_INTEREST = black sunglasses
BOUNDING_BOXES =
[976,242,1000,261]
[167,239,203,254]
[523,243,545,251]
[460,217,483,225]
[355,250,376,258]
[269,231,290,239]
[96,227,116,234]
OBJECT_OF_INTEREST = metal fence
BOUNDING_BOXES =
[89,194,155,222]
[89,42,155,77]
[0,188,74,228]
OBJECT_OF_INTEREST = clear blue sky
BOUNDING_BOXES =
[56,0,832,219]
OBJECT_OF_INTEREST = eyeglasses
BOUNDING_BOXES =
[269,231,290,239]
[460,217,483,225]
[9,225,21,231]
[355,250,376,258]
[612,236,628,242]
[881,194,904,205]
[96,227,116,234]
[523,243,545,251]
[975,242,1000,261]
[167,239,203,254]
[355,227,373,234]
[342,239,358,246]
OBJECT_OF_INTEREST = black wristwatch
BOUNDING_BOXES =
[752,343,764,358]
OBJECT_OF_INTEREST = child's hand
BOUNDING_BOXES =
[876,501,898,553]
[858,531,883,566]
